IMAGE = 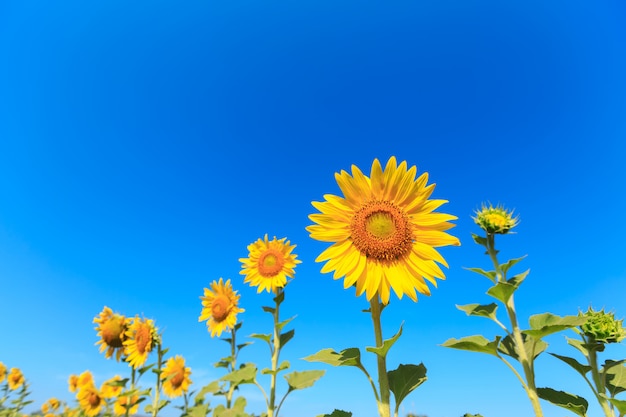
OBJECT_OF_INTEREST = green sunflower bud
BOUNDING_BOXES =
[473,203,519,234]
[580,308,626,344]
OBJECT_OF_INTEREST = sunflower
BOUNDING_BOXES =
[101,375,124,399]
[41,398,61,414]
[307,156,460,304]
[199,278,245,337]
[69,371,93,393]
[93,306,127,361]
[77,383,104,417]
[161,355,192,398]
[123,316,159,369]
[473,203,519,234]
[113,394,140,416]
[239,234,301,293]
[7,367,24,390]
[0,361,6,383]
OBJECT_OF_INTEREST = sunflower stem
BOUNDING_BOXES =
[226,326,237,409]
[486,233,543,417]
[268,289,283,417]
[370,297,391,417]
[586,336,615,417]
[152,342,164,417]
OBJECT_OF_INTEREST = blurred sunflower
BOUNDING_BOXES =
[68,375,79,393]
[101,375,123,399]
[7,367,24,390]
[113,394,139,416]
[239,234,301,293]
[77,383,104,417]
[199,278,244,337]
[307,156,460,304]
[41,398,61,414]
[93,306,127,361]
[0,362,6,383]
[161,355,192,398]
[123,316,159,369]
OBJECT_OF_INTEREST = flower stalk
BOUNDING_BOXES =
[370,297,391,417]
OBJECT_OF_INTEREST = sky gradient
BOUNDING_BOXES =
[1,1,626,417]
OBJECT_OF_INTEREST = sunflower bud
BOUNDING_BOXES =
[581,308,625,345]
[473,203,519,234]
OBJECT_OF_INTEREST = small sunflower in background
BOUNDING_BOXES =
[307,156,460,304]
[0,361,6,383]
[113,394,140,416]
[7,367,25,390]
[161,355,192,398]
[76,383,104,417]
[199,278,244,337]
[41,398,61,414]
[239,234,301,293]
[93,306,128,361]
[123,316,159,369]
[100,375,123,399]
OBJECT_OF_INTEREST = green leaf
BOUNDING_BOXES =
[280,329,295,348]
[387,363,427,409]
[366,323,403,358]
[261,360,290,376]
[277,315,296,331]
[471,233,488,248]
[285,369,325,390]
[464,267,496,283]
[486,270,529,303]
[194,381,221,404]
[221,363,257,386]
[237,342,253,351]
[499,334,547,361]
[500,256,526,275]
[537,387,588,417]
[524,313,587,339]
[316,410,352,417]
[456,303,499,321]
[261,306,276,314]
[549,353,592,377]
[605,363,626,397]
[188,404,210,417]
[441,335,501,356]
[250,333,272,344]
[273,290,285,305]
[303,347,363,368]
[566,337,589,356]
[607,398,626,415]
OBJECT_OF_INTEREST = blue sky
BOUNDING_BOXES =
[1,1,625,416]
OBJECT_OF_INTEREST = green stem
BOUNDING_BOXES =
[268,289,282,417]
[587,340,615,417]
[226,326,237,409]
[152,343,164,417]
[370,297,391,417]
[486,233,543,417]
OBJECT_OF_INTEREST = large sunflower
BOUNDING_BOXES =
[7,367,24,390]
[307,156,460,304]
[199,278,244,337]
[239,234,301,293]
[77,383,104,417]
[160,355,192,398]
[123,316,159,369]
[93,306,127,361]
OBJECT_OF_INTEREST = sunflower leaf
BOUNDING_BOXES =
[366,323,403,358]
[464,267,497,283]
[486,269,529,303]
[500,256,526,276]
[138,364,155,377]
[221,363,257,386]
[284,369,325,390]
[280,329,295,348]
[566,337,589,356]
[273,290,285,306]
[237,342,253,351]
[249,333,272,344]
[261,306,276,314]
[387,363,427,410]
[536,388,588,417]
[188,404,210,417]
[261,361,290,376]
[549,353,592,377]
[471,233,488,248]
[456,303,499,321]
[607,398,626,414]
[194,381,221,404]
[316,410,353,417]
[441,335,501,356]
[303,347,363,368]
[606,363,626,397]
[277,315,296,331]
[524,313,586,340]
[499,334,547,361]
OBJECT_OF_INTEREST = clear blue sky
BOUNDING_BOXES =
[1,1,625,416]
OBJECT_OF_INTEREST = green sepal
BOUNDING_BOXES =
[441,335,501,356]
[536,387,588,417]
[486,269,529,303]
[549,353,591,377]
[464,267,496,283]
[605,362,626,397]
[261,360,290,376]
[366,323,403,358]
[456,303,498,321]
[316,410,352,417]
[303,347,363,368]
[500,256,526,276]
[524,313,587,339]
[280,329,295,348]
[387,363,427,410]
[284,369,325,390]
[221,363,257,386]
[499,333,547,361]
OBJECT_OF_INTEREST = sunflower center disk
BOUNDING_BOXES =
[135,325,151,354]
[170,371,184,388]
[258,250,284,277]
[351,201,413,262]
[211,296,230,322]
[102,317,125,348]
[88,393,101,407]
